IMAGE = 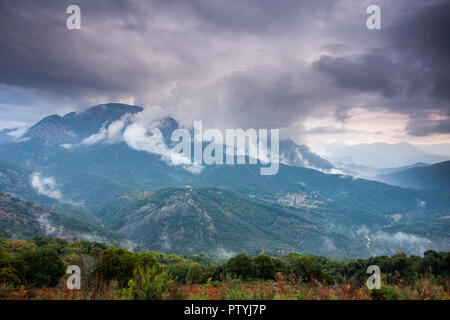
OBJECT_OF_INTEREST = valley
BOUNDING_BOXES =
[0,104,449,259]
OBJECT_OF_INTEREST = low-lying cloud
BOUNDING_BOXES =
[74,110,203,174]
[374,231,433,256]
[30,172,62,200]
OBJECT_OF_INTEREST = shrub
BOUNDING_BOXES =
[0,239,37,258]
[122,266,175,300]
[225,287,247,300]
[135,252,162,272]
[17,247,66,287]
[186,262,205,284]
[292,256,330,283]
[166,262,190,282]
[1,246,27,286]
[95,248,136,286]
[414,277,445,300]
[370,285,400,300]
[0,266,21,286]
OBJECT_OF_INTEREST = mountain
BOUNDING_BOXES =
[3,138,447,222]
[279,139,334,172]
[417,143,450,157]
[0,193,133,248]
[23,103,142,145]
[0,103,339,215]
[105,187,368,257]
[334,162,430,180]
[378,161,450,191]
[105,187,449,258]
[1,104,449,220]
[0,161,43,202]
[320,142,448,168]
[0,160,102,224]
[0,128,16,145]
[0,103,449,257]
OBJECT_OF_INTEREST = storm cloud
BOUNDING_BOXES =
[0,0,449,143]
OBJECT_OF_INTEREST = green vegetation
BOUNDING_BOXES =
[16,247,66,287]
[186,262,206,284]
[0,237,448,300]
[121,266,176,300]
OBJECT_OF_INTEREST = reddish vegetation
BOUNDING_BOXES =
[2,276,449,300]
[180,273,450,300]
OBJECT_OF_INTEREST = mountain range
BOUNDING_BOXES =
[319,142,448,168]
[0,103,448,258]
[378,161,450,192]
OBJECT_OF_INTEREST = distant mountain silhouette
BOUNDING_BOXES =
[378,161,450,191]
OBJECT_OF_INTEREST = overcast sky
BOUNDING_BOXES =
[0,0,449,148]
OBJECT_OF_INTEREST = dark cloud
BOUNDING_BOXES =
[0,0,448,139]
[0,0,210,102]
[314,54,403,98]
[311,0,450,135]
[180,0,338,35]
[163,64,342,130]
[406,109,450,137]
[389,1,450,101]
[407,119,450,137]
[388,1,450,135]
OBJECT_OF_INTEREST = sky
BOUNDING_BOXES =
[0,0,449,149]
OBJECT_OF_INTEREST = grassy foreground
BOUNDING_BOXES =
[1,237,449,300]
[2,275,449,300]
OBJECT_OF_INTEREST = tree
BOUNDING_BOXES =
[136,252,162,272]
[292,255,333,283]
[18,247,66,287]
[166,261,190,282]
[0,247,21,286]
[225,253,254,279]
[186,262,205,283]
[391,252,408,277]
[0,266,21,286]
[95,248,136,286]
[0,247,11,267]
[0,239,37,257]
[252,254,275,279]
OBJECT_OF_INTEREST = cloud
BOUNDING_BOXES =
[374,231,433,255]
[122,122,201,172]
[314,54,403,98]
[357,225,370,236]
[0,0,449,144]
[302,126,348,135]
[5,126,28,139]
[80,112,131,146]
[165,64,334,131]
[388,1,450,102]
[406,116,450,137]
[77,109,203,174]
[30,172,62,200]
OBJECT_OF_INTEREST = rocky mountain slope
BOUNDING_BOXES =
[0,103,448,257]
[0,193,133,248]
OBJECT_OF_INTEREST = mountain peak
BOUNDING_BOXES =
[38,114,63,123]
[83,103,143,115]
[22,103,144,145]
[279,139,334,171]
